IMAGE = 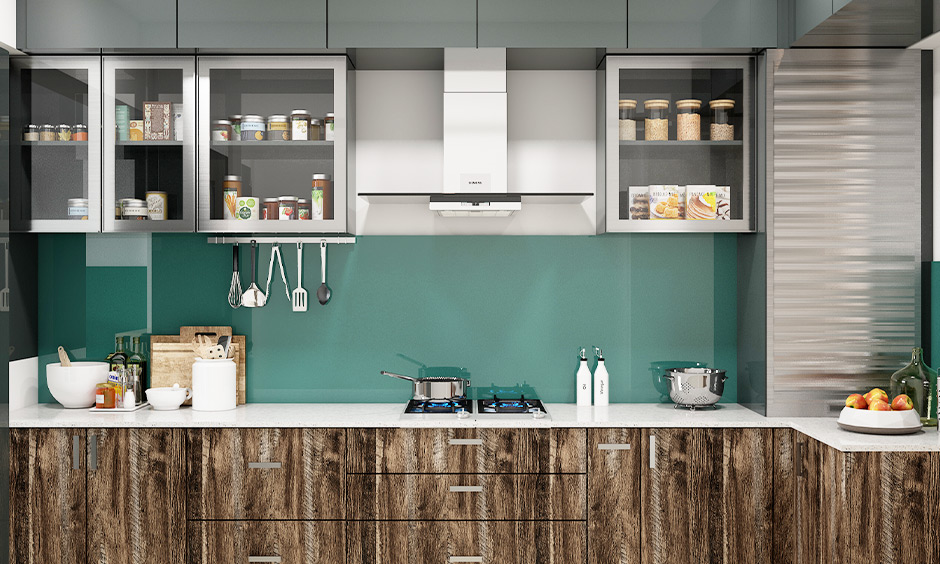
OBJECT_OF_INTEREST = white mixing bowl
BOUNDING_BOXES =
[46,362,109,408]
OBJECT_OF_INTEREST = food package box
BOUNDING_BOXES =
[686,185,717,220]
[143,101,172,140]
[650,185,684,219]
[128,120,144,141]
[716,186,731,220]
[628,186,649,220]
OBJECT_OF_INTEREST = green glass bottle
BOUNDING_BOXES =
[889,347,937,427]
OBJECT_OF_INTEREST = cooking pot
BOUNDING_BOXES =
[661,367,727,409]
[382,370,470,400]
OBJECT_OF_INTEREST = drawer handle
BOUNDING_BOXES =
[72,435,80,469]
[448,438,483,446]
[649,435,656,469]
[249,557,282,563]
[449,558,483,563]
[598,443,631,450]
[248,462,282,469]
[449,485,484,493]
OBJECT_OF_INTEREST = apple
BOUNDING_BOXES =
[845,393,868,409]
[869,399,892,411]
[890,394,914,411]
[863,388,889,406]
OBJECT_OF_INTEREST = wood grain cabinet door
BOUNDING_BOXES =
[189,521,344,564]
[587,429,641,564]
[188,428,345,519]
[10,428,86,564]
[640,428,773,564]
[347,428,586,474]
[86,428,186,564]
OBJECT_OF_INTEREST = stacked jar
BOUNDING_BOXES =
[643,100,669,141]
[618,99,637,141]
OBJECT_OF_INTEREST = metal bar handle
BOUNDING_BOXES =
[598,443,631,450]
[449,558,483,563]
[89,434,97,471]
[648,435,656,469]
[448,438,483,446]
[248,462,282,469]
[248,557,282,563]
[797,442,805,478]
[72,435,80,469]
[449,485,484,493]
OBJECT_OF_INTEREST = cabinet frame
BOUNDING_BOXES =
[196,56,349,234]
[604,55,755,233]
[103,56,197,232]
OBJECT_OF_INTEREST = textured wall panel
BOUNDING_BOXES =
[768,49,922,415]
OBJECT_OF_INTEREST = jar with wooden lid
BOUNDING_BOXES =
[618,99,637,141]
[643,100,669,141]
[675,99,701,141]
[709,99,735,141]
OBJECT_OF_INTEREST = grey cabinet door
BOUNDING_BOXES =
[629,0,777,48]
[179,0,326,48]
[23,0,176,49]
[793,0,832,39]
[328,0,475,48]
[478,0,626,48]
[833,0,852,13]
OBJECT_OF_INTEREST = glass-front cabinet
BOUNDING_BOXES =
[11,57,101,232]
[104,57,196,231]
[605,56,754,232]
[197,56,348,233]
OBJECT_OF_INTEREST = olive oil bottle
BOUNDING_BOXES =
[126,337,148,406]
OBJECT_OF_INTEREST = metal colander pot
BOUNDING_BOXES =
[661,368,728,409]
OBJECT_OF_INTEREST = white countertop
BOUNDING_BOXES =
[10,402,940,453]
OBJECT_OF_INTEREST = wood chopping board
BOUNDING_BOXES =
[150,326,246,405]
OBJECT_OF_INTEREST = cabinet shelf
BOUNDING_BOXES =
[199,218,345,234]
[22,140,89,146]
[210,140,334,159]
[619,140,742,147]
[115,140,184,146]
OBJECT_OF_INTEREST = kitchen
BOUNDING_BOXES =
[2,0,940,563]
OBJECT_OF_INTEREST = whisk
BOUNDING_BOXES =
[228,243,243,308]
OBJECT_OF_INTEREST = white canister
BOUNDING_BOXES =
[191,358,236,411]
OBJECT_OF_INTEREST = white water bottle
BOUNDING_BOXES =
[576,348,592,406]
[593,346,609,406]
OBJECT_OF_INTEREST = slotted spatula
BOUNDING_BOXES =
[0,242,9,313]
[292,242,307,312]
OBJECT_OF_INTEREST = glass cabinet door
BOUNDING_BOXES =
[11,57,101,232]
[197,56,347,233]
[605,56,754,233]
[104,57,196,232]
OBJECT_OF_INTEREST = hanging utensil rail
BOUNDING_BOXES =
[207,236,356,245]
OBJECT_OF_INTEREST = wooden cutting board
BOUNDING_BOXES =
[150,326,246,405]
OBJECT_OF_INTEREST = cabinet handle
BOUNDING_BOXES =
[72,435,80,469]
[448,438,483,446]
[248,557,282,563]
[449,485,484,493]
[449,558,483,563]
[648,435,656,469]
[797,442,805,478]
[248,462,282,469]
[89,434,97,471]
[598,443,631,450]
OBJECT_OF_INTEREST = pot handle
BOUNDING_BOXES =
[381,370,418,383]
[661,373,673,380]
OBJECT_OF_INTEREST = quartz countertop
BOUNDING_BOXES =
[10,402,940,453]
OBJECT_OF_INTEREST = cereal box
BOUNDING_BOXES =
[686,185,717,220]
[649,185,684,220]
[628,186,649,220]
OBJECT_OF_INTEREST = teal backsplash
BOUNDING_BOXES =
[38,233,739,404]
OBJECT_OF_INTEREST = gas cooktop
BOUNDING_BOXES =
[401,395,548,421]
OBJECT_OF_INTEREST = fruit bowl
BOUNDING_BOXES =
[837,407,923,435]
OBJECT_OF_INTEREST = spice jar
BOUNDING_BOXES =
[95,382,116,409]
[211,120,232,141]
[23,124,39,142]
[122,199,149,220]
[71,124,88,141]
[222,175,242,220]
[266,115,290,141]
[618,100,637,141]
[117,198,134,219]
[67,198,89,220]
[262,198,279,220]
[310,118,322,141]
[675,99,702,141]
[311,173,332,220]
[278,196,298,220]
[297,199,311,220]
[240,115,265,141]
[324,113,335,141]
[39,124,56,141]
[145,191,168,220]
[56,124,71,142]
[643,100,669,141]
[709,99,735,141]
[229,115,243,139]
[290,110,310,141]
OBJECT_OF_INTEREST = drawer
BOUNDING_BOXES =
[347,428,586,474]
[189,520,343,564]
[347,473,586,520]
[347,521,585,564]
[187,428,344,519]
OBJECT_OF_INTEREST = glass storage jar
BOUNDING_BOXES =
[709,99,735,141]
[890,347,938,427]
[278,196,298,220]
[643,100,669,141]
[324,113,335,141]
[71,124,88,141]
[297,199,312,220]
[211,120,232,141]
[290,110,310,141]
[39,124,56,141]
[310,118,322,141]
[618,99,637,141]
[675,99,702,141]
[222,175,242,220]
[266,115,290,141]
[240,115,265,141]
[262,198,279,220]
[56,124,71,142]
[228,115,243,139]
[311,173,332,220]
[23,124,39,141]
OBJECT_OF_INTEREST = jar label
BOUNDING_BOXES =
[311,189,324,220]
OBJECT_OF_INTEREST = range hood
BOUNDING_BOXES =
[436,48,513,216]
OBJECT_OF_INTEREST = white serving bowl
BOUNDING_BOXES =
[146,385,192,411]
[837,406,922,434]
[46,362,109,408]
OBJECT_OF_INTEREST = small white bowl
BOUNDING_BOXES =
[146,385,192,411]
[837,406,923,434]
[47,362,109,408]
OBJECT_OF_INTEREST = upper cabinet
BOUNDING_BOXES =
[629,0,777,48]
[793,0,833,40]
[328,0,476,48]
[178,0,326,49]
[22,0,176,50]
[478,0,627,48]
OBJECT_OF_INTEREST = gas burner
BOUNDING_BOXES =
[477,395,546,415]
[404,398,472,414]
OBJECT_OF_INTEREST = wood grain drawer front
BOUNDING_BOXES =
[189,521,344,564]
[347,428,586,474]
[187,428,344,520]
[347,474,586,520]
[347,520,586,564]
[587,429,641,564]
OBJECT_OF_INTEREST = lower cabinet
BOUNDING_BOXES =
[188,521,344,564]
[347,521,586,564]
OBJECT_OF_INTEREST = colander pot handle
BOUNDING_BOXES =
[661,373,674,380]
